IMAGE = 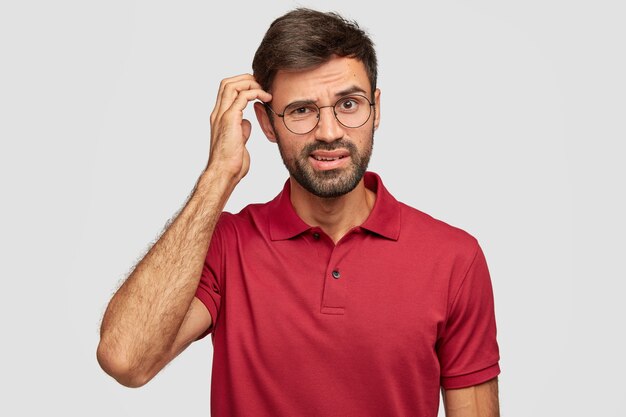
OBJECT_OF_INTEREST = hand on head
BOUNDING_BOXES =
[206,74,272,183]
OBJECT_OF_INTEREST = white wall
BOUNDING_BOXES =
[1,1,623,415]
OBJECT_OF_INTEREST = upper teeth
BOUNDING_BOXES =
[314,156,342,161]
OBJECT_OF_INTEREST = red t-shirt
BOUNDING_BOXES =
[195,172,500,417]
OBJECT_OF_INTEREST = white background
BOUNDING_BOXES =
[1,0,624,415]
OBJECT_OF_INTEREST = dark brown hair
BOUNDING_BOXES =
[252,8,377,96]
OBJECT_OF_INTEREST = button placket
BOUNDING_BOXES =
[320,246,348,315]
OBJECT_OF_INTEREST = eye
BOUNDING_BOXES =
[336,97,361,112]
[286,104,317,117]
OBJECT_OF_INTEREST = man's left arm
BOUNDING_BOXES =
[442,377,500,417]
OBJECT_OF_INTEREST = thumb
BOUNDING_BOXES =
[241,119,252,143]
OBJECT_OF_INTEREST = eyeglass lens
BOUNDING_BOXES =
[282,95,372,134]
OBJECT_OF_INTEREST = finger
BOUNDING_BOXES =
[241,119,252,143]
[212,89,271,148]
[211,75,259,124]
[215,78,266,122]
[213,74,255,110]
[211,74,255,125]
[231,89,272,114]
[218,88,272,126]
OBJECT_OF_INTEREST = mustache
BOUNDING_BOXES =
[301,139,357,156]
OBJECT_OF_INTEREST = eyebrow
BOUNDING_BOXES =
[335,85,368,97]
[284,85,370,108]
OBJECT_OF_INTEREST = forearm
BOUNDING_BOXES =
[443,378,500,417]
[97,169,234,385]
[98,73,270,387]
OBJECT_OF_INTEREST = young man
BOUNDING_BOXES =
[98,8,500,417]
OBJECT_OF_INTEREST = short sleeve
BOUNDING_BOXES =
[437,243,500,389]
[194,216,226,340]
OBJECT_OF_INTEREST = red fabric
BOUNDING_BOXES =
[195,172,500,417]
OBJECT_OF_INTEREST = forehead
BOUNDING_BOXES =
[270,56,370,104]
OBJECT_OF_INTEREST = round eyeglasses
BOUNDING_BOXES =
[264,94,375,135]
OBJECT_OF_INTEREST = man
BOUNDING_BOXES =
[97,8,500,417]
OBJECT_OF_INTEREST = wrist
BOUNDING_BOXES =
[195,166,239,202]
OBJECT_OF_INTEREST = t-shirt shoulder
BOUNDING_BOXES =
[214,202,271,236]
[397,201,479,255]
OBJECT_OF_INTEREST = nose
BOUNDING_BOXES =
[314,106,344,142]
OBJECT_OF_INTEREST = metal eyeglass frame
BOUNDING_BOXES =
[263,94,375,135]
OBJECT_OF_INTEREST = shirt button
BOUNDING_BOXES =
[332,270,341,279]
[313,232,320,240]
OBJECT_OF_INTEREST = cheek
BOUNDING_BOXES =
[279,136,316,158]
[277,139,302,162]
[354,130,374,148]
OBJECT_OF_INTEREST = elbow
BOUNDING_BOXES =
[96,341,151,388]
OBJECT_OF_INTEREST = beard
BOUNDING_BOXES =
[275,129,374,199]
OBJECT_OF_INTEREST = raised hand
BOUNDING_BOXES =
[207,74,272,183]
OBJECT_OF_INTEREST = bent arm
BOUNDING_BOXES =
[97,171,231,387]
[442,377,500,417]
[96,74,271,388]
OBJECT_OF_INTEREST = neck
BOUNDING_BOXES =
[289,177,376,244]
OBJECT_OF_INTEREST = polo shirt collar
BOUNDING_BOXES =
[360,172,401,240]
[268,171,401,241]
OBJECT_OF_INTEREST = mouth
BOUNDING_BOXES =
[310,149,351,161]
[312,155,348,162]
[308,149,351,171]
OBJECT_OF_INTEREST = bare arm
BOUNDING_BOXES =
[97,74,272,387]
[442,378,500,417]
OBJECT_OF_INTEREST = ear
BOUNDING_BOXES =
[373,88,381,130]
[254,102,278,143]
